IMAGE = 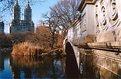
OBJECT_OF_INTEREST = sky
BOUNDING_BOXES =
[32,0,58,26]
[4,0,58,33]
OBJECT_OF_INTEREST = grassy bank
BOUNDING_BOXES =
[11,42,42,56]
[11,42,63,56]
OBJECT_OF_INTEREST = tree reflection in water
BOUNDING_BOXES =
[1,51,121,79]
[0,54,4,71]
[10,55,65,79]
[51,56,65,79]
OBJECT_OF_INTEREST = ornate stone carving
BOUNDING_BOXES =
[95,0,117,33]
[95,5,100,33]
[110,0,118,21]
[101,6,107,25]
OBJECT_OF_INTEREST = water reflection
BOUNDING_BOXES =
[80,49,121,79]
[10,55,65,79]
[0,53,66,79]
[79,49,97,79]
[0,54,4,71]
[0,54,12,79]
[1,49,121,79]
[52,56,65,79]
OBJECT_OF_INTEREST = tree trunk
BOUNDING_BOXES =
[51,32,55,49]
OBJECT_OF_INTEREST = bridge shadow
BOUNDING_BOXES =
[65,42,80,79]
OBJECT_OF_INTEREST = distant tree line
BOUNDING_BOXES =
[0,24,63,50]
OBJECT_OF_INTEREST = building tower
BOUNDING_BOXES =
[10,0,20,33]
[13,0,20,22]
[0,20,4,33]
[24,0,34,32]
[10,0,34,33]
[24,0,32,21]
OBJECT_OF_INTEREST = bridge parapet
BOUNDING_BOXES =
[64,0,121,78]
[66,0,121,45]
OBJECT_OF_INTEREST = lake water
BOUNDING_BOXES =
[0,53,67,79]
[0,50,121,79]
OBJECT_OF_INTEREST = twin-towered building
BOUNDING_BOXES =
[10,0,34,33]
[0,0,34,33]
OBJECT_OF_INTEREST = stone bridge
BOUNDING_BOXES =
[64,0,121,78]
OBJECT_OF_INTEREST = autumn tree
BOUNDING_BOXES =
[36,24,53,49]
[43,12,60,49]
[42,0,80,48]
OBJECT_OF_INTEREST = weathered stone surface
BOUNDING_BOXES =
[64,0,121,78]
[66,0,121,45]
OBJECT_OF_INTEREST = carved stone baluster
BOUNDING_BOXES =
[95,4,100,33]
[101,6,107,26]
[110,0,118,21]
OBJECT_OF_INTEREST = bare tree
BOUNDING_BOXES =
[42,0,80,48]
[50,0,80,36]
[43,12,60,49]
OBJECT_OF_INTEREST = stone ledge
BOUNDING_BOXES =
[88,42,121,48]
[74,41,121,52]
